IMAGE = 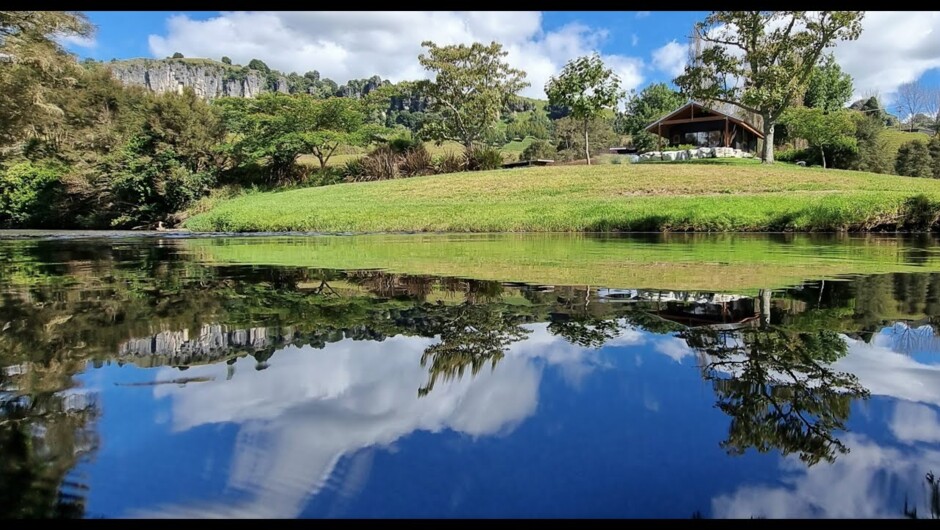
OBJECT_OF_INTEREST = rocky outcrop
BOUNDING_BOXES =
[106,58,289,100]
[636,146,754,162]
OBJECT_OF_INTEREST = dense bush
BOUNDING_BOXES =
[463,144,505,171]
[0,161,66,227]
[398,143,434,176]
[930,136,940,179]
[520,139,557,161]
[896,139,934,178]
[434,151,464,174]
[775,148,810,163]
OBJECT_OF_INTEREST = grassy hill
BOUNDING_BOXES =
[185,159,940,233]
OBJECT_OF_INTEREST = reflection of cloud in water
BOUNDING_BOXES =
[713,335,940,519]
[891,401,940,444]
[712,432,940,518]
[132,323,608,518]
[653,337,694,363]
[836,337,940,407]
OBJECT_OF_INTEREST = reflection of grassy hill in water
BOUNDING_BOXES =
[185,233,940,293]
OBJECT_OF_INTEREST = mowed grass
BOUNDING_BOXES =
[185,233,940,293]
[184,162,940,233]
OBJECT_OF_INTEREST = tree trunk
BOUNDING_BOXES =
[820,146,826,169]
[583,119,591,166]
[761,116,775,164]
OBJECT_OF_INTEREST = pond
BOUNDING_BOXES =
[2,233,940,518]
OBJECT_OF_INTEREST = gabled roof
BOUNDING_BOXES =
[645,101,764,139]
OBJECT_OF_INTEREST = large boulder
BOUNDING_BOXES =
[662,151,678,161]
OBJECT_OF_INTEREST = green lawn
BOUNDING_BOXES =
[184,162,940,233]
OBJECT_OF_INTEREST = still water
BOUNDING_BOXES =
[3,233,940,518]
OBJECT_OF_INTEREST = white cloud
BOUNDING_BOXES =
[631,34,639,47]
[636,12,651,19]
[147,11,646,99]
[651,39,689,78]
[824,12,940,104]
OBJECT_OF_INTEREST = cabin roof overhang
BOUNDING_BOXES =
[645,101,764,139]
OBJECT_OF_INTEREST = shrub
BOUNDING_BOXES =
[388,135,422,155]
[464,144,504,171]
[776,148,811,163]
[0,161,66,228]
[896,139,933,178]
[930,136,940,179]
[399,144,434,177]
[307,167,345,187]
[434,151,464,174]
[662,143,698,152]
[359,145,399,181]
[520,139,557,161]
[342,157,368,181]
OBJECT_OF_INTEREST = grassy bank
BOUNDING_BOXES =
[184,161,940,233]
[185,233,940,293]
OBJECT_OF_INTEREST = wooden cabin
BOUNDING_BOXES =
[645,101,763,153]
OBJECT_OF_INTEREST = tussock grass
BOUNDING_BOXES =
[185,163,940,233]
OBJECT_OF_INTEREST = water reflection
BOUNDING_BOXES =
[4,237,940,517]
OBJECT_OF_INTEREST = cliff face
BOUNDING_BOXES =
[106,58,290,100]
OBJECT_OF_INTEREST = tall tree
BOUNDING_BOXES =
[781,107,857,169]
[803,53,854,113]
[0,11,94,150]
[220,94,372,180]
[417,41,529,149]
[895,81,925,132]
[675,11,865,163]
[545,53,624,165]
[618,82,686,152]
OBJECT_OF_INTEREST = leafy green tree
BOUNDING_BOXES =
[781,107,857,169]
[803,54,854,112]
[896,139,934,178]
[417,40,529,149]
[0,11,94,150]
[171,52,184,59]
[0,161,66,227]
[619,82,686,152]
[850,112,892,174]
[519,139,556,161]
[102,88,225,227]
[221,56,232,65]
[675,11,865,163]
[545,53,624,165]
[247,58,270,73]
[929,136,940,179]
[552,116,619,159]
[221,94,373,179]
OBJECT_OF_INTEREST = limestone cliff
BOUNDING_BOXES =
[106,58,290,100]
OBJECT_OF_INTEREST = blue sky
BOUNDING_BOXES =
[66,11,940,104]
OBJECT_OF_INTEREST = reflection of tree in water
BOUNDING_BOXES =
[904,471,940,520]
[682,326,869,466]
[0,378,97,518]
[418,303,531,397]
[883,322,940,356]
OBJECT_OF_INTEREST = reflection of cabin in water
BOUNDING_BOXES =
[645,101,764,153]
[597,289,766,330]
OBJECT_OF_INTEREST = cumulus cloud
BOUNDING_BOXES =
[635,12,651,19]
[651,40,689,78]
[147,11,646,99]
[831,11,940,103]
